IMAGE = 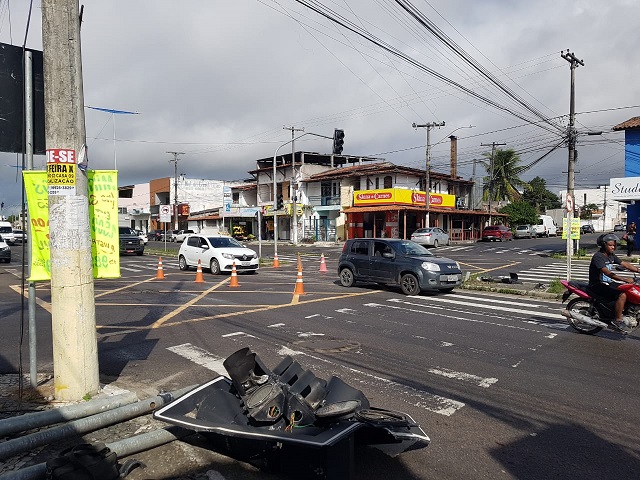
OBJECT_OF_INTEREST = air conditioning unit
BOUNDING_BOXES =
[456,198,466,209]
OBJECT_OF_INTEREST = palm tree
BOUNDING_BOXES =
[481,148,529,203]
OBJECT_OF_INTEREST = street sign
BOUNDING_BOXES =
[159,204,171,223]
[566,193,574,213]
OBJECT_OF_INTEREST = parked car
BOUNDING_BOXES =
[0,235,10,263]
[118,227,145,256]
[614,224,625,232]
[513,225,533,239]
[580,224,595,234]
[161,230,178,241]
[0,222,15,245]
[410,227,450,247]
[178,235,259,274]
[135,230,148,244]
[12,229,26,243]
[481,225,513,242]
[338,238,462,295]
[532,214,558,237]
[149,229,165,241]
[173,229,195,242]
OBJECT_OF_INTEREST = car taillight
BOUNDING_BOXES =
[342,243,347,253]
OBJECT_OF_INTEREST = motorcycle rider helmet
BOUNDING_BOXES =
[597,233,619,247]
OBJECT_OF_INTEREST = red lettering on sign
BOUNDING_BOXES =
[431,195,443,205]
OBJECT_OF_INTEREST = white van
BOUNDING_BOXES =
[0,221,15,245]
[532,215,558,237]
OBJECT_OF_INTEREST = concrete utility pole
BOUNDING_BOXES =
[481,142,506,225]
[413,121,445,228]
[167,152,184,230]
[562,49,584,280]
[284,126,303,244]
[42,0,99,400]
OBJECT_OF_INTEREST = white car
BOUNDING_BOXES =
[178,234,259,275]
[410,227,450,247]
[173,229,195,243]
[0,235,10,263]
[135,230,148,245]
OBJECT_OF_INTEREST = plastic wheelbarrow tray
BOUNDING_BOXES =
[154,347,429,475]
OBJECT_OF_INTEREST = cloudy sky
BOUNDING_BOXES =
[1,0,639,217]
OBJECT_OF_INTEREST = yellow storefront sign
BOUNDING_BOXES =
[353,188,456,208]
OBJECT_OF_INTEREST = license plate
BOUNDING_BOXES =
[241,261,251,266]
[447,275,458,281]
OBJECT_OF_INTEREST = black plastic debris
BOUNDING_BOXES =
[154,347,429,479]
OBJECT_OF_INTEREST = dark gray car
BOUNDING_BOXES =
[338,238,462,295]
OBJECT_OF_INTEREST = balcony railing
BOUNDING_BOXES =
[308,195,341,206]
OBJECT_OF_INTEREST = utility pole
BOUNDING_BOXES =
[562,49,584,280]
[42,0,99,400]
[284,126,303,244]
[167,152,184,230]
[413,121,445,228]
[481,142,506,225]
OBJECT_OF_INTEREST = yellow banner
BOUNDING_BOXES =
[23,172,51,281]
[22,170,120,281]
[88,171,120,278]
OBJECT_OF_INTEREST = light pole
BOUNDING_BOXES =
[272,132,333,259]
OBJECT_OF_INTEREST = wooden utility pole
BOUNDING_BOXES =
[42,0,99,400]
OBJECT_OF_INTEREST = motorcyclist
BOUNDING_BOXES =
[589,233,640,332]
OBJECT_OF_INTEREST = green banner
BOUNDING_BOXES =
[22,170,120,280]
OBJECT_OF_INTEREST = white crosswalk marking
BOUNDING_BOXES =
[512,261,589,282]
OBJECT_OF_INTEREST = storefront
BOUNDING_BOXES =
[342,187,494,241]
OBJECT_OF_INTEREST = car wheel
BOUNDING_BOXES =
[178,255,189,271]
[339,267,355,287]
[446,238,450,246]
[400,273,420,295]
[433,240,439,248]
[136,251,144,256]
[210,258,221,275]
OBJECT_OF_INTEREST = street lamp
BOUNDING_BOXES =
[272,132,332,259]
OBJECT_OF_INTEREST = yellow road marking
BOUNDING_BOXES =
[150,277,231,328]
[9,285,52,313]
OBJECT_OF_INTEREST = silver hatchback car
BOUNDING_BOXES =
[513,225,534,239]
[410,227,450,247]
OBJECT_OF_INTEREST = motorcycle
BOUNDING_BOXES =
[560,276,640,335]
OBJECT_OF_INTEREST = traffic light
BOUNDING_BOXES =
[276,194,284,210]
[332,129,345,155]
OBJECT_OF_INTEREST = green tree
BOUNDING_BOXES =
[521,176,561,211]
[481,149,529,203]
[498,200,539,226]
[580,203,599,219]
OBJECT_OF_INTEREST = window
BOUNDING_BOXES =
[350,240,369,256]
[384,176,393,189]
[375,178,380,189]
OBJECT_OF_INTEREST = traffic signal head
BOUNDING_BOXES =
[332,129,345,155]
[276,194,284,210]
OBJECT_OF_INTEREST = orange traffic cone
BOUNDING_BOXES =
[273,253,280,268]
[294,255,305,295]
[195,259,205,283]
[319,253,328,273]
[156,257,165,279]
[229,261,239,288]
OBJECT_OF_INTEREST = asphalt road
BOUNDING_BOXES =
[1,235,638,480]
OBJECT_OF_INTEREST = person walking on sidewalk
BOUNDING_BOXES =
[625,222,636,256]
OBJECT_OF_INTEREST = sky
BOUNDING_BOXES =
[1,0,639,218]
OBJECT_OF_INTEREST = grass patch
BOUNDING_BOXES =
[546,278,565,294]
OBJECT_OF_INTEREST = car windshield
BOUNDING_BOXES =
[516,226,528,230]
[208,237,243,248]
[485,226,499,231]
[393,240,433,256]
